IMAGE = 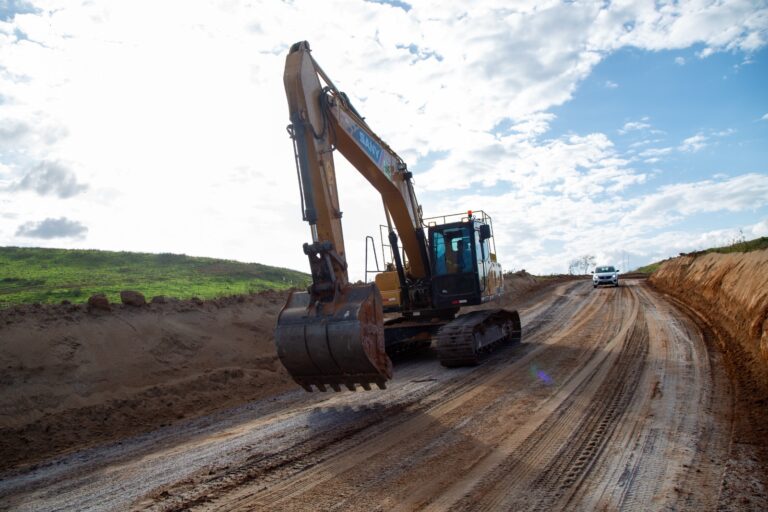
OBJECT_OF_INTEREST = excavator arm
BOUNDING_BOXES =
[275,42,522,392]
[276,41,428,391]
[283,41,429,291]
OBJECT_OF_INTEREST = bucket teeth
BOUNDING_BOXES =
[275,284,393,393]
[296,378,390,392]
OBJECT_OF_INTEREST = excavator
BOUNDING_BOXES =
[275,41,521,392]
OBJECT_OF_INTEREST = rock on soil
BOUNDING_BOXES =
[120,290,147,307]
[87,293,111,311]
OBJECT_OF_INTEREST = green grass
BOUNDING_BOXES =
[0,247,310,307]
[632,236,768,274]
[704,236,768,255]
[633,262,662,274]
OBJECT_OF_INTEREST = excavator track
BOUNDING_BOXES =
[436,309,521,367]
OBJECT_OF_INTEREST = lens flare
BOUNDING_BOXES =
[530,364,554,385]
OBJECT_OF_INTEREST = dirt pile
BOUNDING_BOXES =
[503,270,538,293]
[0,291,294,470]
[649,249,768,392]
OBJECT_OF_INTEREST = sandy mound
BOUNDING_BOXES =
[0,291,295,470]
[503,270,538,294]
[649,249,768,393]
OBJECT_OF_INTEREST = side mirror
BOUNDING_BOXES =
[616,269,620,273]
[590,271,594,274]
[479,224,492,240]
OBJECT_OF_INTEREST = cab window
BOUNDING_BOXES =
[432,227,472,275]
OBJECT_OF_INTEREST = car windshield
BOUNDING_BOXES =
[595,266,615,273]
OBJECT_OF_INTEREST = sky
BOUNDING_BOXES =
[0,0,767,278]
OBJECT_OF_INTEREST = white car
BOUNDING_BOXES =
[592,265,620,288]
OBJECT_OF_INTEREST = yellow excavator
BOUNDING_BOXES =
[275,41,521,392]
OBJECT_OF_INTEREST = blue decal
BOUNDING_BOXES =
[356,128,382,163]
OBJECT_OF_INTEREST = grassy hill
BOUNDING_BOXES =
[0,247,310,307]
[633,236,768,274]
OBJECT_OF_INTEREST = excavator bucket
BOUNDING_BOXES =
[274,283,393,392]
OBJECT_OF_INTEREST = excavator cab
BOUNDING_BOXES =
[428,212,503,310]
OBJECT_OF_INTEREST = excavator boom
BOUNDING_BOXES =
[276,41,422,391]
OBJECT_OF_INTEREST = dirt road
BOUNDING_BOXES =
[0,279,758,511]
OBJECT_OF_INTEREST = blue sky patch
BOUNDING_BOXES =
[0,0,39,22]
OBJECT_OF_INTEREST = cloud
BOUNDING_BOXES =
[10,160,88,198]
[618,120,651,135]
[363,0,411,13]
[624,173,768,228]
[628,138,662,149]
[15,217,88,239]
[604,80,618,89]
[635,218,768,257]
[762,113,768,121]
[679,133,708,152]
[675,56,685,65]
[751,218,768,237]
[0,118,30,142]
[588,1,768,56]
[673,129,731,154]
[0,1,765,275]
[416,131,641,201]
[441,171,768,274]
[639,146,674,158]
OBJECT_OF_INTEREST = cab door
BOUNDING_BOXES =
[429,223,483,308]
[474,226,487,292]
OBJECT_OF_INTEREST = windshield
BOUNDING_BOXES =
[431,226,473,275]
[595,266,616,273]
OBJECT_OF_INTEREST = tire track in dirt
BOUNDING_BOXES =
[206,284,625,511]
[522,301,649,511]
[144,280,595,511]
[0,279,734,511]
[559,284,730,511]
[433,285,639,511]
[0,281,583,512]
[439,281,728,512]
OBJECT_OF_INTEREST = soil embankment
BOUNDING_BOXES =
[649,249,768,393]
[650,249,768,506]
[0,291,294,470]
